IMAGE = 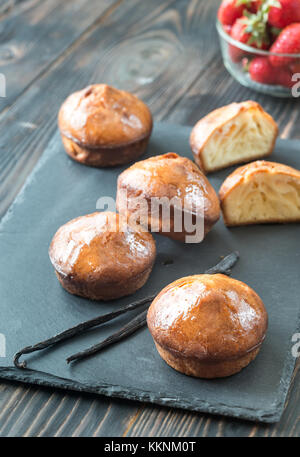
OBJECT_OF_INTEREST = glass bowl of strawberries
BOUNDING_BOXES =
[216,0,300,97]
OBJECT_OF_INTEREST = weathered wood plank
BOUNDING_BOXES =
[0,0,118,110]
[0,0,300,438]
[1,361,298,437]
[0,0,34,19]
[1,0,298,220]
[0,0,179,217]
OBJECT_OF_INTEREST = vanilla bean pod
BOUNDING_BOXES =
[66,251,239,364]
[67,309,148,364]
[13,294,156,369]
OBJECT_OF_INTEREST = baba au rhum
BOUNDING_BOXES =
[49,212,156,300]
[58,84,153,167]
[190,101,278,173]
[147,274,268,378]
[219,160,300,226]
[116,153,220,243]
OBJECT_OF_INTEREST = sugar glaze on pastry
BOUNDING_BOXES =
[58,84,152,167]
[49,212,156,300]
[117,153,220,243]
[147,274,268,378]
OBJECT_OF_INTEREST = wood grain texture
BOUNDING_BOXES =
[0,0,117,110]
[0,0,300,437]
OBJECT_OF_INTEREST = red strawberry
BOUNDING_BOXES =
[249,56,295,87]
[268,0,300,28]
[290,60,300,73]
[218,0,245,26]
[229,15,269,62]
[249,56,276,83]
[276,68,294,87]
[229,17,252,61]
[269,24,300,67]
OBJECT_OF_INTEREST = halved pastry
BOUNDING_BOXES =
[219,161,300,226]
[190,101,278,173]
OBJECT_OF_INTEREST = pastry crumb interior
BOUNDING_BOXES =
[223,173,300,224]
[203,110,277,171]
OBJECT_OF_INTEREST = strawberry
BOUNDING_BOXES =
[269,24,300,67]
[276,67,294,87]
[218,0,245,26]
[229,14,270,62]
[249,56,295,87]
[249,56,276,83]
[230,18,252,61]
[268,0,300,28]
[290,60,300,73]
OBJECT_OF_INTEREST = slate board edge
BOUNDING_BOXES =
[1,124,300,424]
[2,304,300,424]
[0,366,282,423]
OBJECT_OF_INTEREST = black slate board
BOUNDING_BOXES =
[0,123,300,423]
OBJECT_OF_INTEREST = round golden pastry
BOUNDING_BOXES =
[49,212,156,301]
[116,153,220,243]
[58,84,153,167]
[147,274,268,378]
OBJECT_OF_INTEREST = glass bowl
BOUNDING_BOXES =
[216,19,300,98]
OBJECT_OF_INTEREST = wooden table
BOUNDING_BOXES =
[0,0,299,437]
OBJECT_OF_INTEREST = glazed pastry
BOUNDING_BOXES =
[147,274,268,378]
[219,160,300,226]
[49,212,156,300]
[58,84,153,167]
[190,101,278,173]
[116,153,220,243]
